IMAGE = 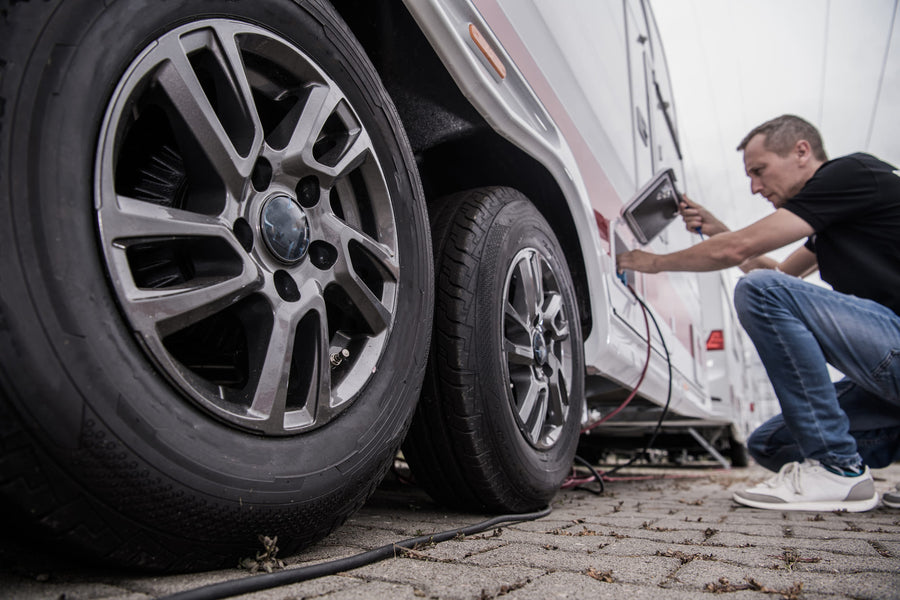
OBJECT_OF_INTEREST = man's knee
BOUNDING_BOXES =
[734,270,783,323]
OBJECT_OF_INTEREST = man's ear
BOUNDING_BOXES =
[794,139,812,165]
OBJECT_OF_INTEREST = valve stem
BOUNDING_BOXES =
[330,348,350,367]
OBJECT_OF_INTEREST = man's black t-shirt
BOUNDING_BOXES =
[783,153,900,316]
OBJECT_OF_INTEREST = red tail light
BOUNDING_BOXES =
[706,330,725,351]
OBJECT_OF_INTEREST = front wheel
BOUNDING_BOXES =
[0,0,431,570]
[404,187,584,512]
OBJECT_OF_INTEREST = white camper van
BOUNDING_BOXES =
[0,0,775,569]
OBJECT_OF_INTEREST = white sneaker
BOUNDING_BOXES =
[883,484,900,508]
[733,460,878,512]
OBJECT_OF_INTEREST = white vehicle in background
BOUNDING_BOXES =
[0,0,775,570]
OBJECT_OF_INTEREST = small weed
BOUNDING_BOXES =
[585,567,615,582]
[656,549,715,564]
[679,498,704,506]
[238,535,286,574]
[705,577,802,599]
[768,548,821,570]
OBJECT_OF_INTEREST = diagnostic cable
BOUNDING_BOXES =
[158,507,551,600]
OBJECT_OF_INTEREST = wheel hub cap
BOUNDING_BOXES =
[261,194,310,264]
[532,329,548,366]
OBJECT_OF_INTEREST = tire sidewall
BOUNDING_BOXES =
[2,0,430,506]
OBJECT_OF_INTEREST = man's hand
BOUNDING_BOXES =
[680,195,729,236]
[617,249,660,274]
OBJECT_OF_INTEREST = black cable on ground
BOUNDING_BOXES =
[158,506,552,600]
[572,455,605,495]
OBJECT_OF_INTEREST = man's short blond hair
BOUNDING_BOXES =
[737,115,828,161]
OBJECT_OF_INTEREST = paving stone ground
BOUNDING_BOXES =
[2,461,899,600]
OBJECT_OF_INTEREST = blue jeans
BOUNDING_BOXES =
[734,270,900,472]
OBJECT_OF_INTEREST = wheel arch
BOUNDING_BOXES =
[329,0,593,339]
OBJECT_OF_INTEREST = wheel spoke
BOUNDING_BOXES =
[248,283,331,432]
[304,288,334,416]
[542,293,569,340]
[323,215,397,334]
[504,298,531,334]
[126,267,261,337]
[211,22,265,143]
[104,194,229,239]
[341,219,400,281]
[513,251,542,323]
[546,353,568,425]
[505,338,534,366]
[317,128,372,184]
[281,84,342,174]
[335,267,391,334]
[154,38,253,195]
[247,305,296,427]
[517,378,548,444]
[529,393,547,443]
[528,252,546,318]
[100,195,261,336]
[279,84,372,186]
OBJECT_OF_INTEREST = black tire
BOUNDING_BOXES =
[404,187,584,512]
[0,0,432,570]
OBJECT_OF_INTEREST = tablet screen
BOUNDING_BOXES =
[623,170,679,245]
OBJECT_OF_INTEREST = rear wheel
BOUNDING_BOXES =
[404,187,583,512]
[0,0,431,570]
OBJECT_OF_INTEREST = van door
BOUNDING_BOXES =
[608,0,660,337]
[644,4,705,387]
[625,0,653,189]
[610,0,705,394]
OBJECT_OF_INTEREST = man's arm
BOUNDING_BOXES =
[617,208,814,274]
[676,196,818,276]
[773,245,818,277]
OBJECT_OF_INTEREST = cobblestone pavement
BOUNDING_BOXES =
[2,461,899,600]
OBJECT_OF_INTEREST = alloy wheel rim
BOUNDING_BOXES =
[502,247,573,449]
[95,19,399,435]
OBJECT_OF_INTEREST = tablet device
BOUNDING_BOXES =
[622,168,680,245]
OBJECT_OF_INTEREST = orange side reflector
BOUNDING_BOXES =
[469,24,506,79]
[706,330,725,351]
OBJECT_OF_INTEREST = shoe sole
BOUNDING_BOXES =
[883,498,900,509]
[733,492,880,513]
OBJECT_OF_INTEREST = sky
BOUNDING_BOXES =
[651,0,900,242]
